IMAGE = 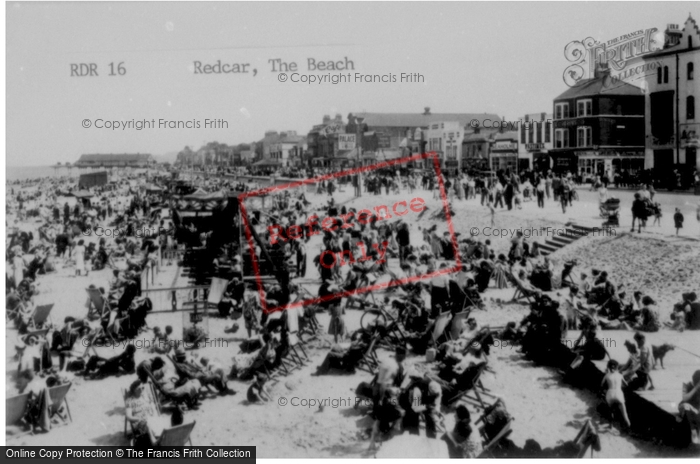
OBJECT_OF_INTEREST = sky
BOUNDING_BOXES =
[6,1,698,166]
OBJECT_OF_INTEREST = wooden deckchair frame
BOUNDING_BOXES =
[356,333,381,374]
[478,417,514,458]
[122,382,162,438]
[6,393,32,430]
[47,382,73,425]
[155,421,195,446]
[86,288,111,321]
[29,304,54,330]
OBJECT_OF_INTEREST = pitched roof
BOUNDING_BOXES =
[353,112,500,128]
[554,73,643,100]
[644,16,700,59]
[463,129,499,142]
[494,131,519,141]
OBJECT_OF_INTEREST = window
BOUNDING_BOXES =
[520,123,526,143]
[577,126,592,147]
[577,99,592,116]
[528,122,534,143]
[657,67,662,84]
[555,129,569,148]
[689,62,695,80]
[555,103,569,119]
[664,66,669,84]
[536,121,542,143]
[688,96,696,120]
[690,36,694,49]
[545,121,551,143]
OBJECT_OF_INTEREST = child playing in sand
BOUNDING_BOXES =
[247,373,271,404]
[601,359,631,430]
[674,208,684,235]
[485,202,496,227]
[652,203,662,227]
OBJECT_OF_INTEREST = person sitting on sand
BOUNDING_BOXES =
[442,405,482,458]
[601,359,631,430]
[513,270,542,298]
[479,398,511,443]
[314,329,373,375]
[247,373,271,404]
[18,370,51,433]
[140,357,202,409]
[368,387,405,451]
[634,296,661,332]
[679,370,700,444]
[84,344,136,379]
[50,317,90,370]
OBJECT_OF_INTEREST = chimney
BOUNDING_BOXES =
[541,112,546,121]
[334,114,342,122]
[665,24,682,48]
[322,115,331,124]
[423,107,431,115]
[594,62,610,79]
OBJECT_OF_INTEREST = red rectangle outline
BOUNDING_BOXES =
[239,151,462,314]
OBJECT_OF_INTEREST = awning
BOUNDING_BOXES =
[183,191,225,201]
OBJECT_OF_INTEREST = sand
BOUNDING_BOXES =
[6,179,700,457]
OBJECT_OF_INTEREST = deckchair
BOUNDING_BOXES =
[431,362,489,409]
[28,304,54,330]
[86,287,111,320]
[477,417,514,458]
[147,371,190,408]
[123,382,161,438]
[573,419,600,458]
[448,310,471,340]
[47,382,73,425]
[285,307,309,367]
[155,421,196,446]
[6,393,31,428]
[506,272,537,303]
[6,293,29,323]
[431,311,452,345]
[356,333,381,374]
[207,277,228,311]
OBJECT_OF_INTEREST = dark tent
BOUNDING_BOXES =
[78,171,108,189]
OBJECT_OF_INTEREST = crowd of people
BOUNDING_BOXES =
[5,164,700,453]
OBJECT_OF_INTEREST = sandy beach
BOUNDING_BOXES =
[6,177,700,458]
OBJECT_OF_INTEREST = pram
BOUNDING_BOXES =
[522,186,533,202]
[599,198,620,227]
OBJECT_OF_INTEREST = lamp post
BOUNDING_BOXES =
[356,116,364,197]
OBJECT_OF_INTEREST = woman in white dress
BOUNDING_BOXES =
[73,239,86,276]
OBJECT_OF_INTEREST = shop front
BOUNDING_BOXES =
[444,159,460,176]
[577,149,645,182]
[490,139,518,174]
[490,152,518,173]
[549,151,578,174]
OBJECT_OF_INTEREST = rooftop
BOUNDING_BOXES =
[352,111,501,128]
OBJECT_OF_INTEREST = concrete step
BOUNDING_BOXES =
[569,224,596,234]
[539,242,561,253]
[551,235,577,245]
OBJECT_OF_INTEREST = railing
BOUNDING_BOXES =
[141,285,211,313]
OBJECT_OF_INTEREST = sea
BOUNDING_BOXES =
[6,165,75,182]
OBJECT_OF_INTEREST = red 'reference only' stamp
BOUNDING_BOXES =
[238,151,461,313]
